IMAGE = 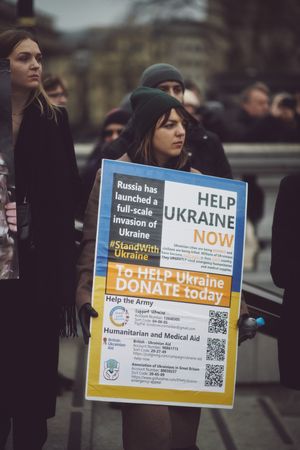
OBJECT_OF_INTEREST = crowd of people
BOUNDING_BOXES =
[0,27,299,450]
[187,81,300,143]
[79,68,299,271]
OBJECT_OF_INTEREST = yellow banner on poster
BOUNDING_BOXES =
[106,262,232,307]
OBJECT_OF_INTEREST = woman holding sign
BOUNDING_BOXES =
[77,87,251,450]
[0,29,79,449]
[78,87,205,450]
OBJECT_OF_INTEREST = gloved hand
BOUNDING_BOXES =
[78,303,98,344]
[237,313,257,345]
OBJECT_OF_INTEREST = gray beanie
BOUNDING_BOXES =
[139,63,185,91]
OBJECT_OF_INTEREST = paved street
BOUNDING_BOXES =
[48,338,300,450]
[5,332,299,450]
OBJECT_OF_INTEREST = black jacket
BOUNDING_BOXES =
[271,174,300,389]
[209,107,262,142]
[0,99,80,417]
[209,107,300,143]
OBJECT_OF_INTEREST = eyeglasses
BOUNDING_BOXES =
[103,128,123,138]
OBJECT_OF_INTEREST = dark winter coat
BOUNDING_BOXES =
[211,107,300,143]
[209,107,263,143]
[0,99,80,417]
[249,115,300,143]
[271,174,300,389]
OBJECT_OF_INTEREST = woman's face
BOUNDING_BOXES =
[152,109,186,166]
[8,38,42,92]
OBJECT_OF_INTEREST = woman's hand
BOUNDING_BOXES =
[78,303,99,344]
[5,202,17,232]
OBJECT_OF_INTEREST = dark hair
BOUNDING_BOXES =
[0,28,57,118]
[128,107,191,170]
[43,74,67,94]
[0,28,38,58]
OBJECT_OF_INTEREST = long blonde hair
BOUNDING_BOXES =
[0,28,58,120]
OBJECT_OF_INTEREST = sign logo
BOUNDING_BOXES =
[110,305,129,327]
[103,359,120,380]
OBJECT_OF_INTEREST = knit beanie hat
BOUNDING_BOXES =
[139,63,185,91]
[102,108,131,129]
[130,86,184,137]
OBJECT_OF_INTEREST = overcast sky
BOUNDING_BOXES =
[12,0,133,31]
[8,0,205,31]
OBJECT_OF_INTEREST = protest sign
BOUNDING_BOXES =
[0,59,19,279]
[86,159,247,408]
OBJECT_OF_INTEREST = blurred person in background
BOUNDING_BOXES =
[100,108,131,144]
[270,92,291,117]
[271,173,300,390]
[103,63,232,180]
[265,93,300,142]
[0,29,79,449]
[247,92,300,143]
[183,81,225,133]
[184,78,202,105]
[241,82,270,120]
[79,108,131,217]
[183,88,201,121]
[42,74,68,107]
[213,82,270,142]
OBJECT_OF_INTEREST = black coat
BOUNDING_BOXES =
[209,107,263,142]
[271,174,300,389]
[187,123,232,179]
[102,120,232,179]
[250,115,300,143]
[210,107,300,143]
[0,99,80,417]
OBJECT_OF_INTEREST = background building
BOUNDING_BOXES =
[1,0,300,137]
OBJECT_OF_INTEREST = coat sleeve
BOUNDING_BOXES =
[57,107,82,208]
[189,127,233,180]
[76,169,101,310]
[271,175,300,289]
[209,131,233,179]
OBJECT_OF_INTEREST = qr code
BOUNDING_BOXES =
[206,338,226,361]
[205,364,224,387]
[208,310,228,334]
